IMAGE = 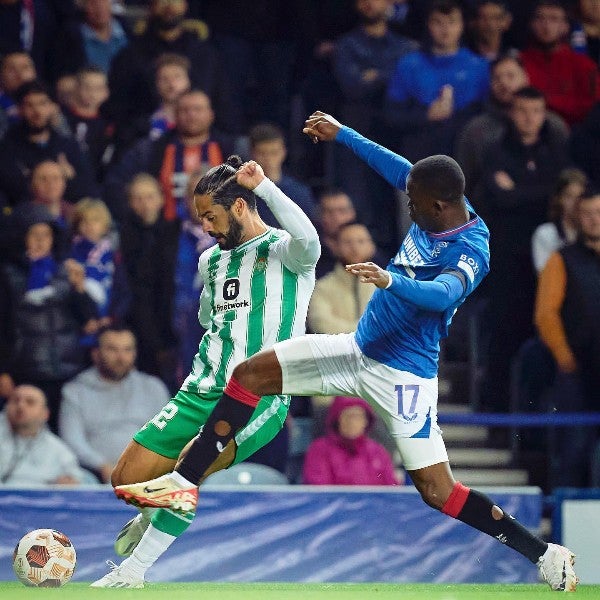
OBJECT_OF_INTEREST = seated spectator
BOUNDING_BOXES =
[0,51,36,139]
[466,0,514,61]
[59,326,170,483]
[455,54,568,198]
[0,210,97,432]
[149,53,191,141]
[383,0,489,162]
[0,80,99,206]
[0,384,88,486]
[62,66,114,183]
[56,0,130,75]
[103,90,238,223]
[120,173,179,389]
[570,101,600,188]
[534,187,600,487]
[520,0,599,126]
[479,86,570,414]
[249,122,316,228]
[531,168,587,273]
[302,396,401,486]
[308,221,378,335]
[105,0,236,149]
[570,0,600,65]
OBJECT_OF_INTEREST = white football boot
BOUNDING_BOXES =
[90,560,145,588]
[537,543,578,592]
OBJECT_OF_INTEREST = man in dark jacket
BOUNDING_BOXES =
[0,80,98,206]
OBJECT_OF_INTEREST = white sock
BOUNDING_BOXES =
[120,525,176,578]
[169,470,195,488]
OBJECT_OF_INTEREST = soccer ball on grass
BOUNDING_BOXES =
[13,529,76,587]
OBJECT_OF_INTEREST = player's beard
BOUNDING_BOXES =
[217,213,244,250]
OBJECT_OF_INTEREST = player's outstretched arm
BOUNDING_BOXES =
[303,111,412,190]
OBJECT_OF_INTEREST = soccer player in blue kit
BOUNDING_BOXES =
[117,112,578,591]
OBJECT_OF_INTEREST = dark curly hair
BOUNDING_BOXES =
[194,155,257,211]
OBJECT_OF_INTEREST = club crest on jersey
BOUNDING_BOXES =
[254,257,268,272]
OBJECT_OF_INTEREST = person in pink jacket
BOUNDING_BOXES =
[302,396,401,486]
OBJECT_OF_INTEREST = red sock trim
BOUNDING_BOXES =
[442,482,470,518]
[224,377,260,408]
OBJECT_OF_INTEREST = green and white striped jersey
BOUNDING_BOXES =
[182,178,320,394]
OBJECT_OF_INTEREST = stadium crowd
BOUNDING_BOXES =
[1,0,599,491]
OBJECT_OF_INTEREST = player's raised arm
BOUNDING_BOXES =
[303,111,412,190]
[237,161,320,272]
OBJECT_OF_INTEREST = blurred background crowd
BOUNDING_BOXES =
[1,0,599,494]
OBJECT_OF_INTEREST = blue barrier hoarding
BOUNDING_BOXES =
[0,486,542,583]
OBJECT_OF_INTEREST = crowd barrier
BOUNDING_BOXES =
[0,486,542,584]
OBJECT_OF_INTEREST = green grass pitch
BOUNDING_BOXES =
[1,582,599,599]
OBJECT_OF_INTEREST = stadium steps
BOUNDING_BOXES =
[437,402,530,486]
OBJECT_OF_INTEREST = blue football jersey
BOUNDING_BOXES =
[337,125,490,378]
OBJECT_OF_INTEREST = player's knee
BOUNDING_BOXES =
[230,360,253,387]
[414,480,452,511]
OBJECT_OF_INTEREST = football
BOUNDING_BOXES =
[12,529,76,587]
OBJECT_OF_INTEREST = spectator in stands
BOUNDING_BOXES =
[149,53,191,141]
[105,0,236,148]
[62,66,114,183]
[69,197,129,346]
[302,396,400,486]
[534,187,600,487]
[0,51,36,139]
[249,122,316,228]
[466,0,514,61]
[0,80,99,206]
[455,54,568,198]
[57,0,130,75]
[531,168,587,273]
[0,384,87,486]
[60,326,170,483]
[120,174,179,389]
[570,0,600,65]
[570,101,600,188]
[315,189,357,278]
[0,209,97,432]
[383,0,489,162]
[103,90,237,223]
[520,0,599,126]
[308,221,377,335]
[0,0,61,84]
[479,86,570,414]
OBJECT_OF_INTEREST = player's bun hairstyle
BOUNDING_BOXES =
[194,155,258,211]
[410,155,465,204]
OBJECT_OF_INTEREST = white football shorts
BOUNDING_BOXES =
[273,332,448,470]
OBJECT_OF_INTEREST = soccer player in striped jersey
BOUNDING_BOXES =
[91,155,320,588]
[115,113,578,591]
